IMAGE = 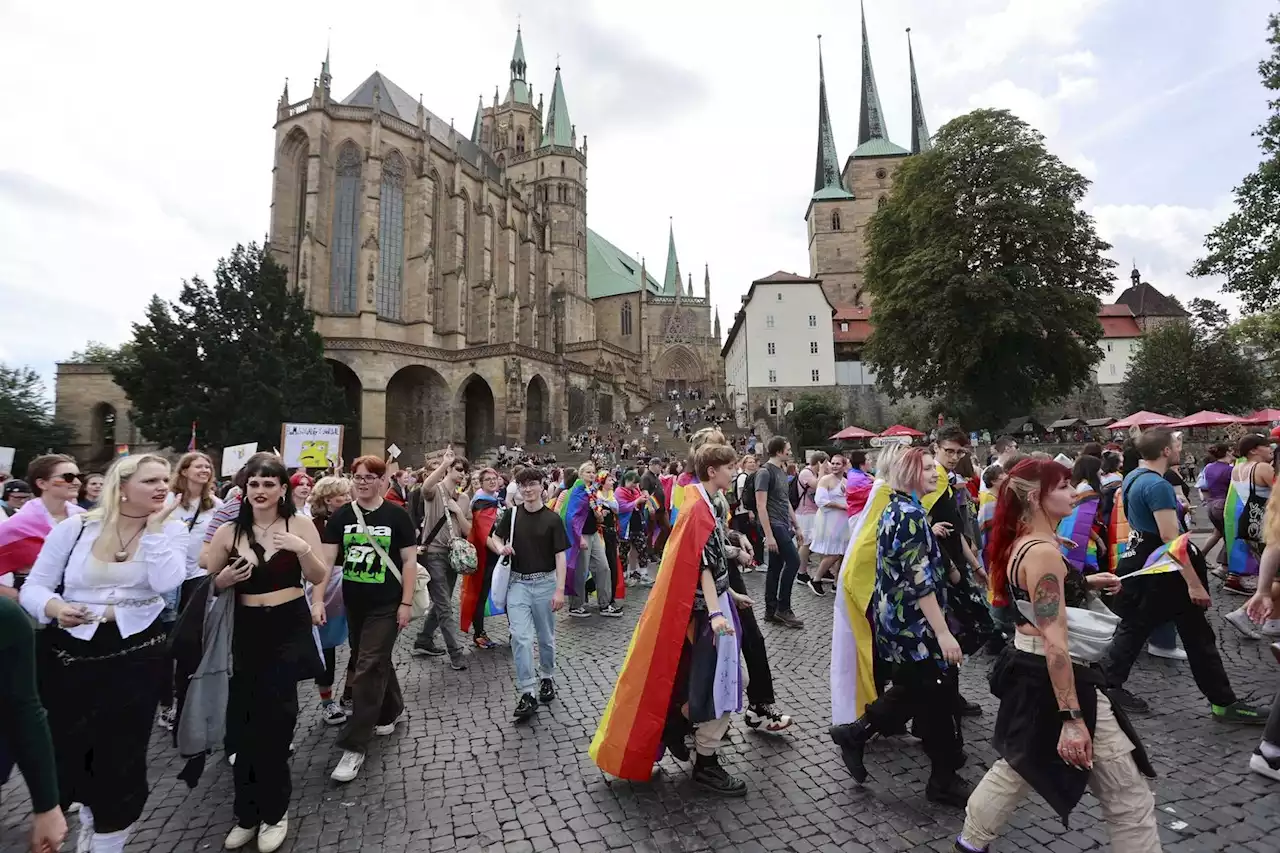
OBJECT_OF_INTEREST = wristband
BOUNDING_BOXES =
[400,601,412,607]
[708,610,724,619]
[1058,708,1083,722]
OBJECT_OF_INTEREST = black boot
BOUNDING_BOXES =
[662,715,692,762]
[691,752,747,796]
[829,717,874,783]
[926,771,973,808]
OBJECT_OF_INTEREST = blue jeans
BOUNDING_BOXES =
[1150,622,1177,650]
[766,521,801,614]
[507,572,557,696]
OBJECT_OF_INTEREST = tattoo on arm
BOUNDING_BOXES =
[1033,573,1061,625]
[1046,645,1075,708]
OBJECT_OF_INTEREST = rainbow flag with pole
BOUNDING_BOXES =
[1124,532,1194,581]
[831,477,890,724]
[589,484,717,780]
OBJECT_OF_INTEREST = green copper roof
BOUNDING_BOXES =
[470,95,483,143]
[662,223,682,295]
[505,26,531,105]
[586,229,661,298]
[908,29,931,155]
[854,1,903,159]
[813,37,853,202]
[540,66,573,147]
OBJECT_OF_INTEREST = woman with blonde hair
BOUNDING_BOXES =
[562,460,621,617]
[309,476,353,725]
[20,454,185,853]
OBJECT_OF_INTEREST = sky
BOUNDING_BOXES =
[0,0,1274,393]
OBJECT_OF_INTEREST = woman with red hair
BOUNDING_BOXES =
[829,446,969,808]
[955,458,1159,853]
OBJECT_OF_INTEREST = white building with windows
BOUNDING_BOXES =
[1096,304,1142,385]
[721,271,837,424]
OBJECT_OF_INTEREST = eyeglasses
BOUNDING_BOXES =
[51,472,82,484]
[351,475,381,484]
[937,447,964,457]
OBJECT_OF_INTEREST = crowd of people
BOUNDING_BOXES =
[1,419,1278,852]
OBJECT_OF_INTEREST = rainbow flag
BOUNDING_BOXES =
[669,472,695,526]
[977,491,997,570]
[558,481,592,595]
[1125,532,1193,581]
[1223,478,1259,577]
[589,487,717,780]
[460,493,503,631]
[1057,490,1100,574]
[0,500,84,575]
[831,478,889,724]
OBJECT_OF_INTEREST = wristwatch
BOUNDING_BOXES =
[1058,708,1083,722]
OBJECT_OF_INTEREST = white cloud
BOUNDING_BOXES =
[934,0,1109,73]
[1055,50,1098,70]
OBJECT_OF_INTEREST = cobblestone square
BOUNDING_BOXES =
[4,553,1280,853]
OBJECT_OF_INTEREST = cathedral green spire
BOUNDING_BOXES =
[908,28,931,155]
[813,35,853,201]
[505,26,531,104]
[853,1,908,158]
[470,94,483,143]
[662,221,683,295]
[540,64,573,147]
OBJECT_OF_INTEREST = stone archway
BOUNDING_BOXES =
[327,359,363,464]
[459,374,496,459]
[386,365,450,466]
[526,374,550,443]
[90,402,116,464]
[653,344,705,397]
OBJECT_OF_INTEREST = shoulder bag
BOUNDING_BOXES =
[439,485,479,575]
[351,502,430,620]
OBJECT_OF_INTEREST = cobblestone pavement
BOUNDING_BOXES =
[4,551,1280,852]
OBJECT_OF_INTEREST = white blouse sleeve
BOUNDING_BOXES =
[137,520,187,595]
[19,516,85,624]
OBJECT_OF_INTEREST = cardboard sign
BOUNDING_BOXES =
[0,447,13,476]
[221,442,258,477]
[281,423,343,469]
[387,443,402,460]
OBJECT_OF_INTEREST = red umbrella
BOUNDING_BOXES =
[880,424,925,438]
[830,426,877,440]
[1242,409,1280,425]
[1109,411,1177,430]
[1170,411,1241,429]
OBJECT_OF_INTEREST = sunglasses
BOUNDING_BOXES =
[50,472,82,484]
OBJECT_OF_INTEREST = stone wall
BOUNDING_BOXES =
[54,364,157,467]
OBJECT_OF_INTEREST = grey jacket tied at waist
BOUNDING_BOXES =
[175,584,234,788]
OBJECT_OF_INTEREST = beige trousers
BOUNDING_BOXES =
[694,714,732,756]
[961,635,1161,852]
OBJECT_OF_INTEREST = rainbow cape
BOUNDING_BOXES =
[977,490,997,570]
[1223,477,1260,577]
[0,500,84,575]
[589,485,717,780]
[669,472,695,526]
[599,488,626,602]
[460,493,503,632]
[1125,532,1193,580]
[1057,490,1100,574]
[831,478,890,724]
[558,481,592,595]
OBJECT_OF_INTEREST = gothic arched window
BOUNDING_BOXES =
[377,152,406,319]
[831,210,841,231]
[621,301,633,336]
[330,142,361,313]
[877,195,888,209]
[516,129,525,154]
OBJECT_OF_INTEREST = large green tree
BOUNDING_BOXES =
[0,364,74,476]
[1121,301,1260,415]
[111,243,350,453]
[785,394,843,451]
[1191,12,1280,311]
[1230,308,1280,401]
[861,108,1114,428]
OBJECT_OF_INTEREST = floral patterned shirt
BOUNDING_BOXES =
[873,491,949,666]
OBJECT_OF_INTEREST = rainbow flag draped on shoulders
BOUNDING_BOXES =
[558,481,592,596]
[460,492,503,631]
[590,485,717,781]
[0,500,85,576]
[1057,490,1101,574]
[1224,476,1260,577]
[669,472,695,526]
[977,490,998,570]
[831,477,890,725]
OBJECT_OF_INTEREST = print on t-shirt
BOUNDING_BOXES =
[341,523,393,584]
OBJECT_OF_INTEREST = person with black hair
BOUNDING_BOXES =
[755,436,804,628]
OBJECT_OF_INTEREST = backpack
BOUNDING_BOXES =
[1107,469,1160,572]
[788,474,806,510]
[726,472,740,509]
[740,471,758,510]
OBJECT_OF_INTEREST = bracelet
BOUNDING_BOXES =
[399,601,412,607]
[297,545,313,558]
[708,610,724,619]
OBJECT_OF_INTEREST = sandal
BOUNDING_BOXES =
[474,634,498,650]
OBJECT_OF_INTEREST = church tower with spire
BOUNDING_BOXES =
[805,35,860,307]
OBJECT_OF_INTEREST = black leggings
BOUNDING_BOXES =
[864,658,964,777]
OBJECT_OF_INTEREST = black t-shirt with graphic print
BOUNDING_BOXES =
[323,500,417,610]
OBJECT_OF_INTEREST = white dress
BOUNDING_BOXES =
[810,484,850,556]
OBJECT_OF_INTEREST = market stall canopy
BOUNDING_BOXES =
[829,426,878,440]
[1048,417,1084,430]
[1242,409,1280,424]
[880,424,925,438]
[1170,411,1240,429]
[1085,417,1116,428]
[1109,411,1177,430]
[999,416,1044,435]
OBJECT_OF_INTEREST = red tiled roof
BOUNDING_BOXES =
[1098,304,1135,317]
[829,302,1141,342]
[832,303,871,321]
[754,270,817,284]
[834,318,873,342]
[1100,315,1141,338]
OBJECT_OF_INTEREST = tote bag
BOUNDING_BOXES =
[488,508,514,614]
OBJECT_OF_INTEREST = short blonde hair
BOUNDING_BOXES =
[309,475,351,520]
[887,447,934,495]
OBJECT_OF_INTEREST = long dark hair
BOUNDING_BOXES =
[233,452,294,544]
[1071,454,1102,495]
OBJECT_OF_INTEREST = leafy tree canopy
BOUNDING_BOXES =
[1191,12,1280,312]
[110,243,351,454]
[861,108,1115,429]
[786,394,843,452]
[0,364,74,476]
[1230,308,1280,402]
[67,341,137,367]
[1121,303,1260,416]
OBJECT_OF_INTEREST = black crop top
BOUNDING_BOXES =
[1007,538,1090,627]
[236,519,304,595]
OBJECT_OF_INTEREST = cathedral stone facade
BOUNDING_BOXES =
[267,29,722,463]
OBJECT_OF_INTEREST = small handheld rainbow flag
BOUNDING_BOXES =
[1123,532,1193,581]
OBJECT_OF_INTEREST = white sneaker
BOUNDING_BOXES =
[75,826,92,853]
[1146,643,1188,661]
[257,817,288,853]
[330,749,365,782]
[223,825,256,850]
[1225,608,1263,640]
[228,752,237,766]
[374,714,402,736]
[1263,619,1280,638]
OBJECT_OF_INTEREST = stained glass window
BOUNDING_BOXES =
[330,142,362,313]
[377,153,406,319]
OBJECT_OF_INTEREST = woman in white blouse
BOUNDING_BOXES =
[20,454,184,853]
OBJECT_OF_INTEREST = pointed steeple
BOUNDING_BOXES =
[813,35,853,201]
[853,2,908,158]
[907,28,931,155]
[662,220,683,296]
[470,95,484,144]
[540,64,574,148]
[714,306,721,339]
[687,272,694,297]
[505,26,531,104]
[319,41,331,92]
[704,264,711,299]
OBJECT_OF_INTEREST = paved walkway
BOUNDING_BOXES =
[4,565,1280,852]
